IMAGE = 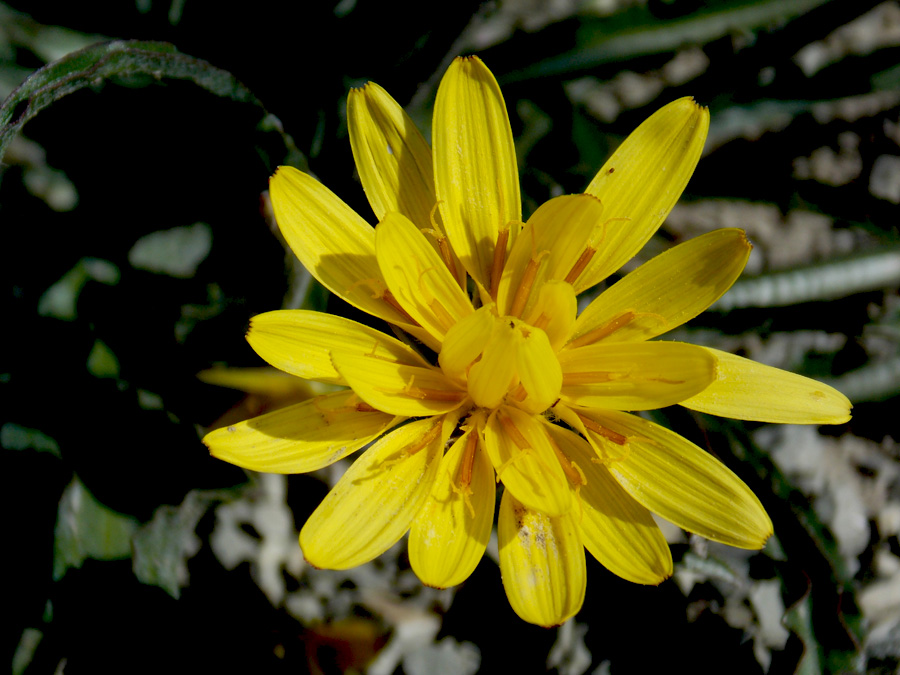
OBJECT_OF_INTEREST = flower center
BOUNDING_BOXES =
[440,309,563,414]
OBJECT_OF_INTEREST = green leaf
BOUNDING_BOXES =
[1,423,61,456]
[37,257,119,321]
[0,40,299,168]
[132,490,223,599]
[128,222,213,278]
[53,477,139,580]
[497,0,835,82]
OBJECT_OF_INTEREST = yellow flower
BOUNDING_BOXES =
[203,56,851,627]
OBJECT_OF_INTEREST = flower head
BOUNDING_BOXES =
[203,56,851,626]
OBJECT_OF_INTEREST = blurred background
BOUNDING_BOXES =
[2,1,898,673]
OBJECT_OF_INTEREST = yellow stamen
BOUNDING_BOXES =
[568,311,637,349]
[448,431,480,518]
[564,246,596,285]
[489,224,510,300]
[545,430,586,487]
[508,250,549,318]
[563,216,628,285]
[428,202,462,285]
[406,419,443,455]
[347,277,387,299]
[531,312,551,332]
[576,412,629,446]
[561,371,618,385]
[493,410,556,480]
[382,289,418,325]
[382,419,443,468]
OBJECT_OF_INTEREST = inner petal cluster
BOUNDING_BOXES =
[439,307,563,414]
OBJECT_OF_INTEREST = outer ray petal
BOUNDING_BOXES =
[203,390,401,473]
[570,229,751,347]
[497,194,604,317]
[576,98,709,292]
[433,56,521,291]
[543,423,672,584]
[299,417,445,569]
[558,342,716,410]
[347,82,437,228]
[247,310,430,384]
[681,347,852,424]
[498,490,586,627]
[409,422,495,588]
[483,407,571,517]
[376,212,473,342]
[578,409,773,549]
[270,166,417,327]
[333,351,466,416]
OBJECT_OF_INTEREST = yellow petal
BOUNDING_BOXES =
[409,423,495,588]
[347,82,437,228]
[270,166,418,327]
[247,309,429,384]
[299,417,445,569]
[347,83,467,288]
[498,490,586,627]
[515,325,562,414]
[466,317,519,409]
[576,98,709,292]
[543,423,672,584]
[333,351,466,416]
[438,305,496,383]
[579,409,773,549]
[521,280,577,352]
[197,366,316,398]
[483,406,571,517]
[203,390,400,473]
[681,347,852,424]
[571,229,751,347]
[376,212,473,342]
[433,56,521,291]
[558,341,716,410]
[497,194,604,317]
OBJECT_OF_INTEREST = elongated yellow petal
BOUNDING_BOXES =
[515,326,562,414]
[347,85,467,287]
[203,390,401,473]
[300,417,445,569]
[497,194,603,317]
[571,229,751,347]
[409,424,494,588]
[681,347,852,423]
[333,351,466,416]
[376,212,473,342]
[576,98,709,292]
[270,166,416,327]
[498,490,586,627]
[543,423,672,584]
[483,407,571,517]
[579,409,773,549]
[347,82,437,228]
[197,366,316,398]
[433,56,521,291]
[247,309,429,384]
[558,342,716,410]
